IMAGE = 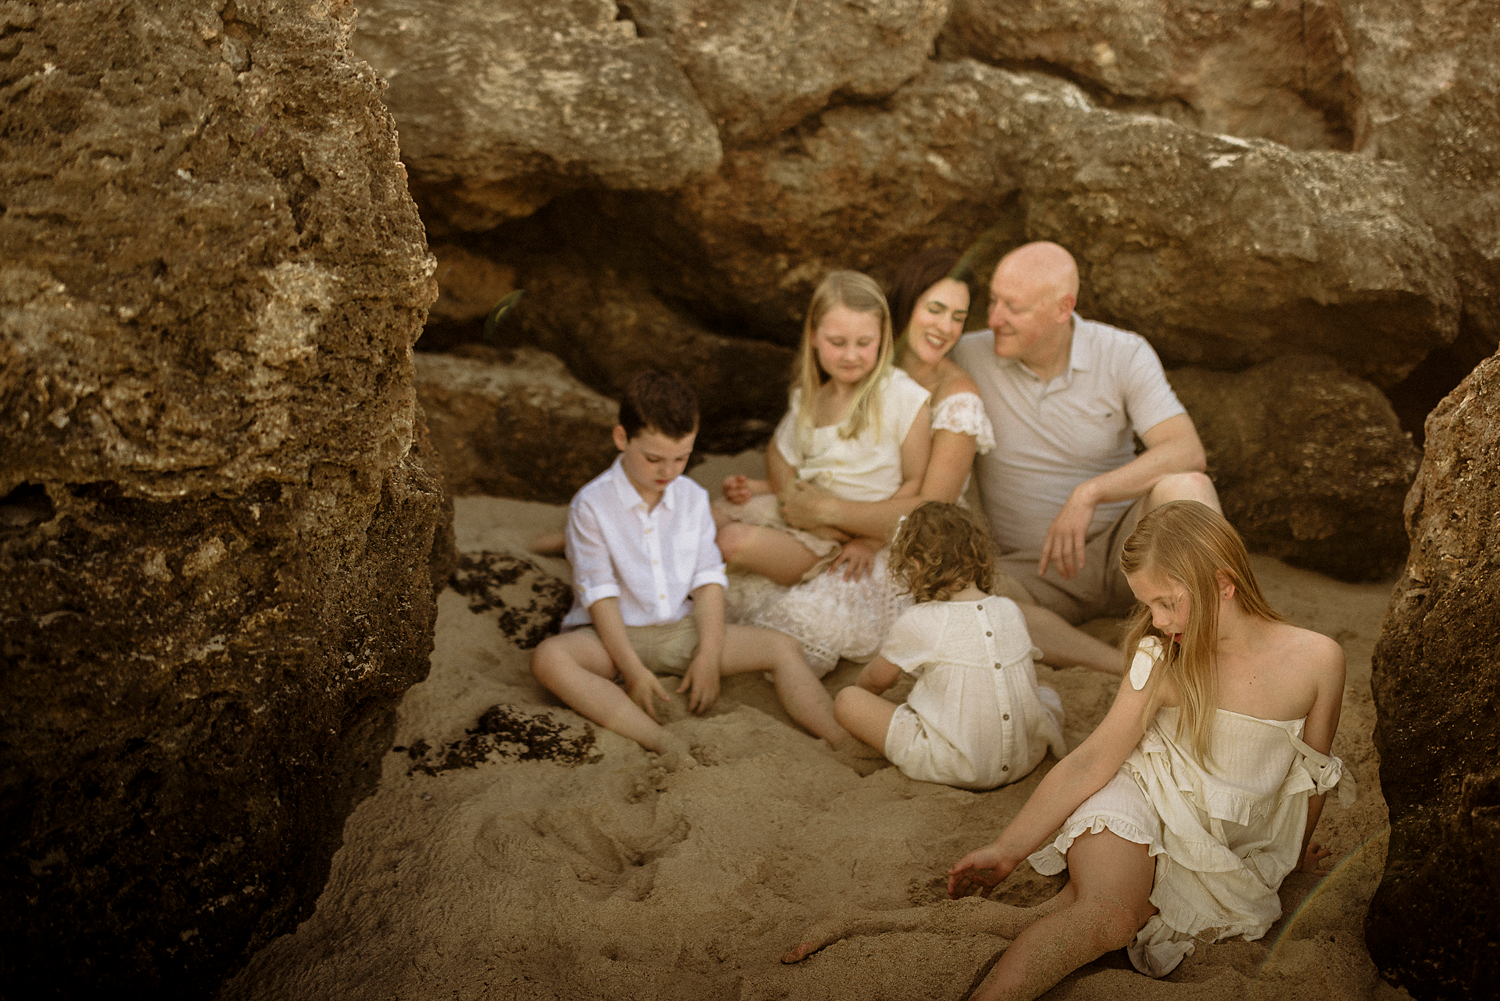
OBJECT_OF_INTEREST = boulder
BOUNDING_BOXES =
[1343,0,1500,368]
[0,1,442,997]
[625,0,950,146]
[350,0,721,232]
[1367,349,1500,999]
[418,242,520,353]
[1170,356,1420,580]
[939,0,1361,151]
[635,59,1457,387]
[496,251,794,454]
[414,346,620,503]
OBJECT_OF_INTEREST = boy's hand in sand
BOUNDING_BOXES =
[1297,841,1333,873]
[622,666,672,723]
[678,652,721,714]
[947,842,1019,898]
[722,474,753,506]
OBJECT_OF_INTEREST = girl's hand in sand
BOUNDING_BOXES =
[830,537,880,581]
[677,654,721,714]
[722,474,753,506]
[947,843,1019,898]
[623,667,672,723]
[1297,841,1333,873]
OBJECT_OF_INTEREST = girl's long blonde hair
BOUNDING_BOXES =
[1120,500,1283,767]
[791,270,896,443]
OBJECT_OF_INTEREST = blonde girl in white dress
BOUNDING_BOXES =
[834,502,1065,790]
[715,269,931,587]
[745,250,1118,676]
[785,501,1353,1000]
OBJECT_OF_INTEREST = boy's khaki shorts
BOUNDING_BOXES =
[576,617,700,675]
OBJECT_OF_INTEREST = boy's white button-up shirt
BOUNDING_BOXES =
[560,457,728,630]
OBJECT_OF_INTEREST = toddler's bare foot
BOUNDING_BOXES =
[653,732,698,772]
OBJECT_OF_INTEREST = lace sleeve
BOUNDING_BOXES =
[931,392,995,454]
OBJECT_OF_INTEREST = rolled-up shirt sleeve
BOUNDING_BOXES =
[565,496,621,610]
[688,493,729,593]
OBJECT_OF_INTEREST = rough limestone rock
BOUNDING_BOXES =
[1367,350,1500,999]
[417,242,520,353]
[0,1,442,997]
[940,0,1360,151]
[414,347,620,503]
[639,59,1456,386]
[626,0,950,146]
[351,0,722,232]
[1342,1,1500,368]
[497,251,795,454]
[1169,356,1420,580]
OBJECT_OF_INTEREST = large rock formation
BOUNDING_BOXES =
[0,1,443,997]
[1367,349,1500,999]
[1170,356,1420,580]
[351,0,722,233]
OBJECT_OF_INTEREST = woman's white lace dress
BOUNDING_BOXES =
[728,391,995,676]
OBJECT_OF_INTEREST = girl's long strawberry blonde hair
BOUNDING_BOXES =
[1120,500,1283,767]
[790,270,896,444]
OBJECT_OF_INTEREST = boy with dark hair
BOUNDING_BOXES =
[532,370,848,767]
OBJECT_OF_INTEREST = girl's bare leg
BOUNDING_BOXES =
[782,888,1076,964]
[715,523,822,586]
[969,830,1156,1001]
[722,627,847,744]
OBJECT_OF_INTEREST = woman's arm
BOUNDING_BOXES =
[781,427,978,539]
[948,669,1154,895]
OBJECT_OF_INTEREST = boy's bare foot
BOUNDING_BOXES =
[528,530,566,556]
[653,732,698,772]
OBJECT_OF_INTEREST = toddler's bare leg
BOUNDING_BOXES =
[833,686,899,751]
[969,831,1155,1001]
[782,891,1074,964]
[721,627,847,744]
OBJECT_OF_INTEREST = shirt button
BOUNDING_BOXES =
[1003,713,1010,721]
[1002,764,1009,772]
[659,594,666,599]
[994,663,1002,669]
[986,632,993,637]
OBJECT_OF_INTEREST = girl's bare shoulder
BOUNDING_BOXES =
[1270,621,1345,679]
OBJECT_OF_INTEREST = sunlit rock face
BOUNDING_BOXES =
[0,1,444,997]
[1368,350,1500,1001]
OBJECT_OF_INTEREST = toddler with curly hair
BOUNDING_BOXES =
[833,501,1066,789]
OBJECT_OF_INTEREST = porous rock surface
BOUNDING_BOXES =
[350,0,722,233]
[414,346,619,503]
[625,0,950,146]
[1367,349,1500,1000]
[641,59,1456,388]
[1170,356,1420,580]
[0,1,443,997]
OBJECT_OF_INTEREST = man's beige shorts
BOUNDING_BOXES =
[997,496,1150,624]
[576,617,700,675]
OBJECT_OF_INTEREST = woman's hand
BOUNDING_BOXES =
[1297,841,1333,874]
[947,842,1019,899]
[829,537,880,581]
[722,474,753,505]
[780,480,841,530]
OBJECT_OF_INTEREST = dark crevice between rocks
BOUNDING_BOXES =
[1386,342,1491,448]
[613,3,644,36]
[399,704,600,775]
[0,482,56,536]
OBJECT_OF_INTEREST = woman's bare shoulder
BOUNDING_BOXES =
[932,362,980,403]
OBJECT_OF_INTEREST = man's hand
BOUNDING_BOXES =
[829,537,880,581]
[677,653,722,714]
[623,667,672,723]
[780,480,840,531]
[1038,488,1098,580]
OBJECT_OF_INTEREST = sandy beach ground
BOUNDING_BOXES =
[221,456,1410,1001]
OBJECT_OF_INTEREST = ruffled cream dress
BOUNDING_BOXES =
[1027,639,1356,977]
[729,391,996,675]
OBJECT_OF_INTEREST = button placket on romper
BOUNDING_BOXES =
[975,600,1014,776]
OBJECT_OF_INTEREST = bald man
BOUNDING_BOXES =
[950,242,1221,623]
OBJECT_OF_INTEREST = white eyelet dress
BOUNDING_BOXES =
[1026,639,1357,978]
[732,391,997,676]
